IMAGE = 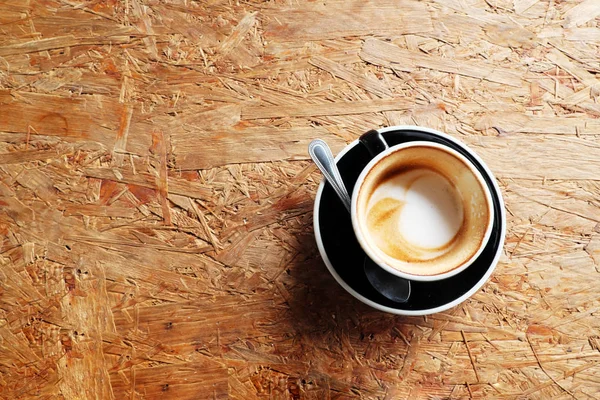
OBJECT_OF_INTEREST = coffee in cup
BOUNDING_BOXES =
[352,139,494,281]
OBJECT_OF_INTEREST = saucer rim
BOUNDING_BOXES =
[313,125,507,316]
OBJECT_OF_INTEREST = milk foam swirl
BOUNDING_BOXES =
[365,168,464,262]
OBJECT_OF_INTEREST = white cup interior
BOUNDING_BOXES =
[351,141,495,282]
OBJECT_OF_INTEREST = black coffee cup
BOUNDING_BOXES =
[313,126,506,315]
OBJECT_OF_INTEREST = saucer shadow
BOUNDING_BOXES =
[282,241,410,339]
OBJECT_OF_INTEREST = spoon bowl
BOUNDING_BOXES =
[364,258,411,303]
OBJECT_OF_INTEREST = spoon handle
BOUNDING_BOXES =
[309,139,351,212]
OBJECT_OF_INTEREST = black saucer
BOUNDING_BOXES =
[313,127,506,315]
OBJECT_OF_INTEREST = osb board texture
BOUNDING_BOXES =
[0,0,599,399]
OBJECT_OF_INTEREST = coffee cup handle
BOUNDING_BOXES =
[359,130,389,157]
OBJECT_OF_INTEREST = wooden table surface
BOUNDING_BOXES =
[1,1,600,399]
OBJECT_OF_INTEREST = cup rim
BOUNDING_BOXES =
[313,125,506,315]
[350,140,495,282]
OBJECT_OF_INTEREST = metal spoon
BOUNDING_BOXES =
[363,258,411,303]
[308,139,351,212]
[309,139,411,303]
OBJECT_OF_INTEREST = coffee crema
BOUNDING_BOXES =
[366,168,464,262]
[354,145,492,277]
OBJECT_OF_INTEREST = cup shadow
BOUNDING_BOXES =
[280,235,413,343]
[274,237,416,397]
